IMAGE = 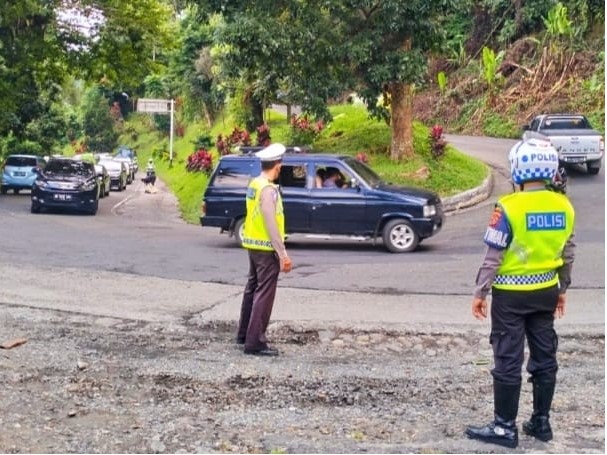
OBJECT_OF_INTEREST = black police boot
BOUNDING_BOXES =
[523,377,556,442]
[466,380,521,449]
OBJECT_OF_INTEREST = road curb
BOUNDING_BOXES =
[442,168,494,213]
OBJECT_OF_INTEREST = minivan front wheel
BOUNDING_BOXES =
[382,219,419,253]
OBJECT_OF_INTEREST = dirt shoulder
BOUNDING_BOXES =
[0,305,603,454]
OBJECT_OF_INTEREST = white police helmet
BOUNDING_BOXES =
[256,143,286,162]
[509,139,559,185]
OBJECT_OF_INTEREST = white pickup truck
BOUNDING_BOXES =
[522,114,604,175]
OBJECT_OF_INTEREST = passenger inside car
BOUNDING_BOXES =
[315,168,326,188]
[322,167,345,188]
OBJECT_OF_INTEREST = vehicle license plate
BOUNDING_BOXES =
[53,193,72,201]
[564,156,584,163]
[14,171,26,177]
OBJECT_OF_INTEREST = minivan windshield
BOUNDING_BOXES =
[343,157,384,187]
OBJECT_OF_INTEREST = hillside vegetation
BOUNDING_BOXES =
[119,105,487,224]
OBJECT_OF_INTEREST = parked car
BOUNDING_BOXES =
[115,146,138,172]
[98,158,128,191]
[73,153,110,198]
[113,155,136,183]
[31,158,100,215]
[522,113,604,174]
[200,149,444,253]
[1,154,46,194]
[95,164,111,197]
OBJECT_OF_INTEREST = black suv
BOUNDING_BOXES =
[200,149,444,252]
[31,158,100,215]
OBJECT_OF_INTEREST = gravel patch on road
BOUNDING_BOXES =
[0,305,603,454]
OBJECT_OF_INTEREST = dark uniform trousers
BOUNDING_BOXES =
[490,284,560,386]
[237,250,280,351]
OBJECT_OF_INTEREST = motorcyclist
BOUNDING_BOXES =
[144,158,157,193]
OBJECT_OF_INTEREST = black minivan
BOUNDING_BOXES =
[200,150,444,252]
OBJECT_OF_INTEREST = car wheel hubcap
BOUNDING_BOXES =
[390,225,414,249]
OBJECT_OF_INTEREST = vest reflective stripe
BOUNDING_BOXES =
[494,190,574,291]
[494,271,557,286]
[242,238,273,249]
[242,176,285,251]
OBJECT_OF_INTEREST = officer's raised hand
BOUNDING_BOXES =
[472,297,487,320]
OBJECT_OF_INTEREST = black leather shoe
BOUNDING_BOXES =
[244,347,279,357]
[235,337,245,345]
[465,419,518,449]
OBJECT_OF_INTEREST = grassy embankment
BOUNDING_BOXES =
[118,104,488,224]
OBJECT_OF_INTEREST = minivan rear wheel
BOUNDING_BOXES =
[382,219,419,253]
[233,218,245,247]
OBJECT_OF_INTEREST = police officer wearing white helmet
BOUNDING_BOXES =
[466,138,576,449]
[236,143,293,356]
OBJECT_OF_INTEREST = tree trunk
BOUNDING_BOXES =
[513,0,524,38]
[247,96,264,132]
[389,81,414,161]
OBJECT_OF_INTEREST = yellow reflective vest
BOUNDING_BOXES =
[242,176,285,251]
[494,190,575,291]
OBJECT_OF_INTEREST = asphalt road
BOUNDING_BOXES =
[0,136,603,297]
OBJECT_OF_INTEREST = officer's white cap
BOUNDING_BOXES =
[256,143,286,162]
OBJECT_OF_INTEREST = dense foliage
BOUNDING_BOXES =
[0,0,603,162]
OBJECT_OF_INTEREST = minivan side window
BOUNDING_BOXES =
[212,161,259,187]
[279,164,307,188]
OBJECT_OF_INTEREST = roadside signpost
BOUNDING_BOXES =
[136,98,175,166]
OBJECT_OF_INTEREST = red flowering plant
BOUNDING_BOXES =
[228,127,251,147]
[256,123,271,146]
[216,127,252,155]
[186,148,213,174]
[288,114,325,145]
[215,134,230,156]
[429,124,447,160]
[355,152,369,163]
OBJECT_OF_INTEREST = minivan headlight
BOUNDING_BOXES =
[34,179,48,188]
[423,204,437,217]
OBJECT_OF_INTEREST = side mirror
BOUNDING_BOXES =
[32,167,41,175]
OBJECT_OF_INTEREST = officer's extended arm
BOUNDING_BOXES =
[474,246,504,299]
[557,231,576,294]
[259,186,288,260]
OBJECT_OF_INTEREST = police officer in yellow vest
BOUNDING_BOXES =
[237,143,293,356]
[466,139,576,449]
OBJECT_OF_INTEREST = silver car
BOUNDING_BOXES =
[98,158,128,191]
[113,156,136,184]
[94,164,111,198]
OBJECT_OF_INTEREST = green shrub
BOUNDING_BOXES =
[482,112,520,138]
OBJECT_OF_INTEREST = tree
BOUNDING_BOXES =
[0,1,67,140]
[0,0,178,157]
[165,8,224,127]
[329,1,448,160]
[59,0,177,91]
[195,1,450,160]
[82,87,118,154]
